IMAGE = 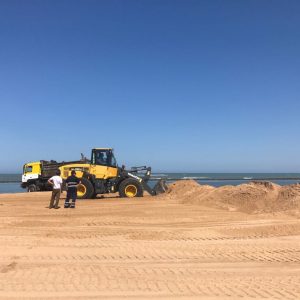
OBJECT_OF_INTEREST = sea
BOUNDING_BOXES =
[1,173,300,194]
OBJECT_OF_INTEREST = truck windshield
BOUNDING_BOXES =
[91,150,117,167]
[24,165,32,173]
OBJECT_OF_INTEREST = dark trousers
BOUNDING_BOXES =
[50,189,61,208]
[65,188,77,204]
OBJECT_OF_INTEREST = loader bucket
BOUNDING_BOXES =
[153,179,168,195]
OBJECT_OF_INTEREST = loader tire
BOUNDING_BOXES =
[77,177,94,199]
[27,184,37,192]
[119,178,143,198]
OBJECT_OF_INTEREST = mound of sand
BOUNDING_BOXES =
[165,180,300,214]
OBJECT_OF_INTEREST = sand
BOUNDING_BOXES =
[0,182,299,299]
[166,180,300,215]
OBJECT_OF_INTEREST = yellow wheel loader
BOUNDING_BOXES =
[59,148,167,199]
[21,148,167,198]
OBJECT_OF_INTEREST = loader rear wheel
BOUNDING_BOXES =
[77,177,94,199]
[119,179,143,198]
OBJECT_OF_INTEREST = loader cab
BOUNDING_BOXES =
[91,148,117,168]
[90,148,118,180]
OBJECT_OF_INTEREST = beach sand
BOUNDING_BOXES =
[0,181,299,299]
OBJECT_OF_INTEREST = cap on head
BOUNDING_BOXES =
[71,170,76,176]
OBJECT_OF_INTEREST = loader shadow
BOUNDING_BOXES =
[92,195,123,200]
[87,194,147,201]
[63,195,123,201]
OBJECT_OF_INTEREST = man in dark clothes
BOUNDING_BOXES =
[64,170,80,208]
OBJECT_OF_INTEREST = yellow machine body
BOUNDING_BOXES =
[59,148,118,180]
[59,163,118,180]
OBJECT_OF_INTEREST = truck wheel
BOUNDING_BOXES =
[119,178,143,198]
[77,177,94,199]
[27,184,37,192]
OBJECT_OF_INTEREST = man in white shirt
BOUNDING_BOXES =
[48,170,63,209]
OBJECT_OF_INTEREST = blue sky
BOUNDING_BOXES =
[0,0,300,173]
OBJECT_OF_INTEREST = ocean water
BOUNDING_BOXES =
[0,174,23,194]
[151,173,300,187]
[0,174,21,182]
[1,173,300,194]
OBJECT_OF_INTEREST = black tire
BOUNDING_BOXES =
[27,184,37,192]
[119,178,143,198]
[77,177,94,199]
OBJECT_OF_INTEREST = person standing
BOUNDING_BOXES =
[48,170,63,209]
[64,170,80,208]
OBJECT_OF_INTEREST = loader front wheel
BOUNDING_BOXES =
[119,179,143,198]
[77,177,94,199]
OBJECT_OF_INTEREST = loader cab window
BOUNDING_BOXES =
[96,152,108,165]
[91,149,117,168]
[109,154,117,167]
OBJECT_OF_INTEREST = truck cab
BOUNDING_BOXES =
[21,162,42,190]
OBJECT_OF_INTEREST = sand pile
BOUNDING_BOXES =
[165,179,214,200]
[277,184,300,211]
[166,180,300,214]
